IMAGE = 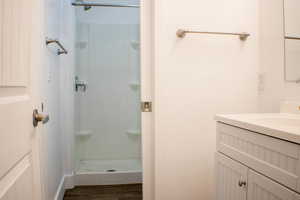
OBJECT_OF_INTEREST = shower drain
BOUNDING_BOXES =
[106,169,117,172]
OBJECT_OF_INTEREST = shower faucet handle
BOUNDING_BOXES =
[75,82,87,92]
[75,76,87,92]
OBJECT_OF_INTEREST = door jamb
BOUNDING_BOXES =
[141,0,154,199]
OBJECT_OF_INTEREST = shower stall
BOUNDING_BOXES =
[72,0,142,185]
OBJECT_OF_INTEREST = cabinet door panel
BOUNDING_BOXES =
[0,156,33,200]
[216,153,247,200]
[248,169,296,200]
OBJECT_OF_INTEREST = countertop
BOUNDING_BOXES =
[215,113,300,144]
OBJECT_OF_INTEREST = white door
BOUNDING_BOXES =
[248,169,297,200]
[0,0,43,199]
[216,153,247,200]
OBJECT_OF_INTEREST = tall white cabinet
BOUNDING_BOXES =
[216,122,300,200]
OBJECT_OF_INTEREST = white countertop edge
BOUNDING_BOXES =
[215,114,300,145]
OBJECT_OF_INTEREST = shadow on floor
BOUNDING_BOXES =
[63,184,143,200]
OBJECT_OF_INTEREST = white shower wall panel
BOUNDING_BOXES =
[75,23,141,161]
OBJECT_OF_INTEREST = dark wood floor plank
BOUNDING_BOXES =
[63,184,143,200]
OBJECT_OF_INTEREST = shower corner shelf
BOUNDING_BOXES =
[76,130,93,137]
[126,130,141,136]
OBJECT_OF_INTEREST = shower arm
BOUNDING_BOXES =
[71,1,140,8]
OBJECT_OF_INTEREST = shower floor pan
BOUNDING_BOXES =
[75,159,142,185]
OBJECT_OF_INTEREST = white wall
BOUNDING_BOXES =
[74,3,141,163]
[153,0,260,199]
[60,0,76,184]
[152,0,300,199]
[40,0,63,199]
[39,0,75,199]
[258,0,285,112]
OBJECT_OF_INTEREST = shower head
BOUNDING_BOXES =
[72,0,92,11]
[84,5,92,11]
[72,1,140,11]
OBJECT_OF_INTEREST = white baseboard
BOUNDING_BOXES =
[75,171,142,186]
[53,171,142,200]
[54,174,75,200]
[64,174,75,189]
[54,176,65,200]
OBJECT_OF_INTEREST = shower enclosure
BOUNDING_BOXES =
[73,0,142,185]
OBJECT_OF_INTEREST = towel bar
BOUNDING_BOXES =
[285,36,300,40]
[176,29,250,41]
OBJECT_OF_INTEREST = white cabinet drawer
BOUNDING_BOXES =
[217,122,300,192]
[248,169,299,200]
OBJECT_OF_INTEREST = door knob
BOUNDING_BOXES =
[33,109,50,127]
[238,180,247,187]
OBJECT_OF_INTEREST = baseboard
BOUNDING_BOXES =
[53,171,142,197]
[74,171,142,186]
[53,174,75,200]
[64,174,75,189]
[54,176,65,200]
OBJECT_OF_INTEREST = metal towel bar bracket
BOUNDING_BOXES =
[46,39,68,55]
[176,29,250,41]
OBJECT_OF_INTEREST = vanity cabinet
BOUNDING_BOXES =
[216,153,300,200]
[216,122,300,200]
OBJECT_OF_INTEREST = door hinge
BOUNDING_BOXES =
[141,102,152,112]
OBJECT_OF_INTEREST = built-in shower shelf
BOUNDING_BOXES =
[129,82,140,90]
[76,130,93,137]
[126,130,141,136]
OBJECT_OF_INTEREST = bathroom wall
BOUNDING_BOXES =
[38,0,75,199]
[74,1,141,162]
[40,0,63,199]
[259,0,300,113]
[153,0,260,199]
[60,0,76,187]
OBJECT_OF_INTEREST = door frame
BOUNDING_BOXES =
[140,0,154,199]
[30,0,48,199]
[59,0,155,199]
